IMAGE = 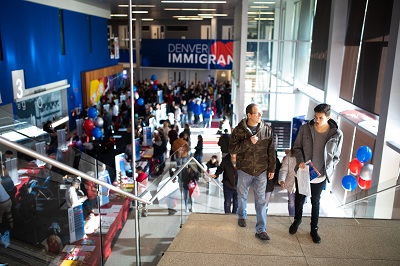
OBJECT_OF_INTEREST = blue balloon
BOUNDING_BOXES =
[151,74,156,81]
[137,98,144,106]
[342,175,357,191]
[92,127,103,140]
[356,146,372,163]
[133,85,137,92]
[153,84,157,90]
[87,107,98,119]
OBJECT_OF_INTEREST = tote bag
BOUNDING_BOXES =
[297,165,311,197]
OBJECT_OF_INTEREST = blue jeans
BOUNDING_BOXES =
[287,191,295,216]
[223,184,238,214]
[237,170,267,233]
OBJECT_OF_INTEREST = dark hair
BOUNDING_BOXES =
[245,103,257,116]
[136,166,143,171]
[197,135,203,141]
[314,103,331,116]
[179,132,185,138]
[5,150,13,156]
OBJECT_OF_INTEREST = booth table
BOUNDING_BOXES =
[55,196,131,265]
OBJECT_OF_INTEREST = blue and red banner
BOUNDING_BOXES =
[141,39,233,70]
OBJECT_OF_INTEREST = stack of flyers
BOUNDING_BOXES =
[305,160,321,180]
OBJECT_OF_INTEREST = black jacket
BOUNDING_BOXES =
[218,134,231,153]
[214,154,238,190]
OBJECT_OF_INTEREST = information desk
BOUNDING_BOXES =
[55,196,131,265]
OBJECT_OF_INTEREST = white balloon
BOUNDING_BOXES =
[360,164,373,181]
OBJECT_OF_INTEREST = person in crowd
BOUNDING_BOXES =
[168,125,179,158]
[83,171,98,213]
[202,106,214,128]
[98,163,111,206]
[183,123,191,146]
[206,155,219,174]
[174,104,181,125]
[171,132,190,169]
[192,99,201,125]
[219,116,231,134]
[180,165,198,212]
[211,154,238,214]
[111,101,119,123]
[0,167,16,213]
[3,150,13,161]
[278,147,296,216]
[180,100,189,127]
[187,98,195,125]
[136,166,148,217]
[289,103,343,244]
[229,103,276,241]
[153,134,167,176]
[0,180,13,231]
[218,129,231,158]
[65,178,87,208]
[42,228,63,254]
[215,94,224,118]
[194,135,203,172]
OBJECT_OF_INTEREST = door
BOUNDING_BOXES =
[151,25,164,39]
[201,25,211,40]
[222,25,233,40]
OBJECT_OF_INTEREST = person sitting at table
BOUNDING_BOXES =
[65,178,87,208]
[41,225,63,254]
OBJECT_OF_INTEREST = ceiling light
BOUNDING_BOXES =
[253,1,275,4]
[142,18,154,21]
[254,18,274,20]
[119,5,156,8]
[132,11,149,14]
[110,14,128,17]
[178,17,204,20]
[162,1,226,3]
[248,11,274,15]
[249,6,271,9]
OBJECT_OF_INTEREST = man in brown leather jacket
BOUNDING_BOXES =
[229,103,276,241]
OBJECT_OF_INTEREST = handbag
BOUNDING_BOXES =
[296,165,311,197]
[188,180,200,198]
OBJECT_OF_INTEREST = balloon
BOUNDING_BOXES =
[360,164,373,181]
[150,80,154,85]
[137,98,144,106]
[94,117,104,128]
[356,146,372,163]
[133,85,137,92]
[92,127,103,140]
[348,158,363,176]
[154,80,159,85]
[134,92,139,100]
[87,107,98,119]
[341,175,357,191]
[83,119,95,133]
[153,84,158,90]
[358,176,372,190]
[151,74,156,80]
[76,140,82,147]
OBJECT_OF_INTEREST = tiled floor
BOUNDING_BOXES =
[105,127,355,266]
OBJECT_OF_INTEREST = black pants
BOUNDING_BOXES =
[294,178,326,229]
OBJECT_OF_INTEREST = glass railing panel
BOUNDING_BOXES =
[0,126,135,265]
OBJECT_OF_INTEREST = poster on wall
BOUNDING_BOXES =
[89,73,124,107]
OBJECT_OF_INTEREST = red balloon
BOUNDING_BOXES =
[83,119,95,136]
[349,158,363,176]
[154,79,159,85]
[358,176,372,190]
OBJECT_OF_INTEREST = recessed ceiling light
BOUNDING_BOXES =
[119,5,156,8]
[248,11,274,15]
[110,14,128,17]
[162,1,226,3]
[132,11,149,14]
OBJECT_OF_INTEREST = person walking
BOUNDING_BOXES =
[218,129,231,158]
[289,103,343,244]
[211,154,238,214]
[278,148,296,216]
[229,103,276,241]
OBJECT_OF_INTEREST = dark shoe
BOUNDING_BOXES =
[238,218,246,227]
[255,231,270,241]
[310,228,321,243]
[289,219,302,234]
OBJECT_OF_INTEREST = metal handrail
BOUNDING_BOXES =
[0,135,151,205]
